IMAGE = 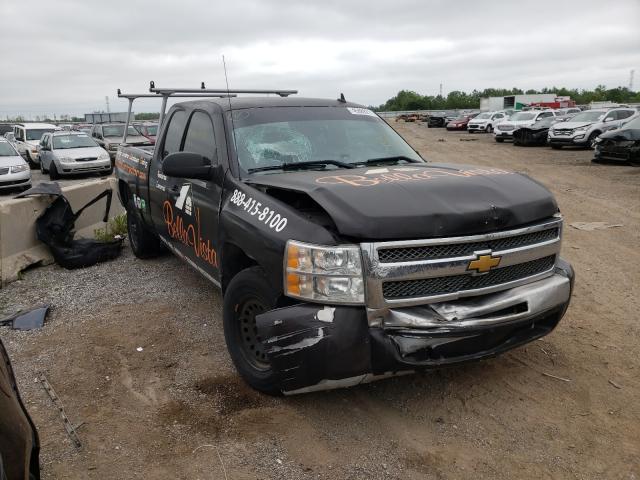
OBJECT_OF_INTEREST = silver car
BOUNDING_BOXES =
[38,131,112,179]
[91,123,152,159]
[548,108,637,148]
[0,138,31,191]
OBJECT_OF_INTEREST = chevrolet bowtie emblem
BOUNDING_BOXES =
[468,254,501,273]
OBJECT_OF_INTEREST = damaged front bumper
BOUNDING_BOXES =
[256,260,574,394]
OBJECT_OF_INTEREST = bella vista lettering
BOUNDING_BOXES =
[315,168,514,187]
[163,201,218,268]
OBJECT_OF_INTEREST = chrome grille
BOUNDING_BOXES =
[379,227,559,263]
[382,256,556,299]
[361,217,563,309]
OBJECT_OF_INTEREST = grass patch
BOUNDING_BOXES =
[94,213,127,242]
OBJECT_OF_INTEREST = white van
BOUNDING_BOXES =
[13,123,60,165]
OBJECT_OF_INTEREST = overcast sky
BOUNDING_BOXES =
[1,0,639,118]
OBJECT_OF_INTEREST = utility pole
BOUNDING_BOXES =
[629,70,635,91]
[439,83,443,97]
[105,96,110,114]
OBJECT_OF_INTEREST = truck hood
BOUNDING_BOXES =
[246,163,558,240]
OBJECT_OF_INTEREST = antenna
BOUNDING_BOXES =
[222,55,239,160]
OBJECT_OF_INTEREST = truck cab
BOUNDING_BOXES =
[116,94,574,395]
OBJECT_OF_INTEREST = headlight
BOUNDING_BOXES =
[574,125,589,132]
[10,164,28,173]
[285,240,364,304]
[59,157,75,163]
[98,152,110,160]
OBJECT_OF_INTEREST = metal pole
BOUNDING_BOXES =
[158,94,169,126]
[123,98,134,144]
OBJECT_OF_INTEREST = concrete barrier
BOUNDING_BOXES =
[0,177,125,287]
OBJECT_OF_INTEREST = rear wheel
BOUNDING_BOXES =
[588,132,600,149]
[127,208,161,258]
[223,266,280,395]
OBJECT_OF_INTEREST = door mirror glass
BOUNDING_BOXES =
[162,151,215,180]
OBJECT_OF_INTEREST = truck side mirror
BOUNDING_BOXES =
[162,151,214,180]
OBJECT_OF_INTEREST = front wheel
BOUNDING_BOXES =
[40,158,48,174]
[49,162,60,180]
[127,208,161,258]
[588,132,600,149]
[486,125,493,134]
[223,266,280,395]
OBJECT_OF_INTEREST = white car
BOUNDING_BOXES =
[13,123,60,165]
[0,138,31,191]
[548,108,637,149]
[494,110,558,142]
[467,111,508,133]
[38,131,112,179]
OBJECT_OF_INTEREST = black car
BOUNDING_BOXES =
[427,111,457,128]
[0,336,40,480]
[593,116,640,166]
[512,116,557,146]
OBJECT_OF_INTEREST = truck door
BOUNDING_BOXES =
[160,109,222,283]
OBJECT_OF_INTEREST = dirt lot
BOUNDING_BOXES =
[2,123,639,479]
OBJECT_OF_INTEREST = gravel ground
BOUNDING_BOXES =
[1,124,639,479]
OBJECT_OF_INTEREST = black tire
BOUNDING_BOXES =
[551,145,562,150]
[486,124,493,134]
[25,152,37,169]
[223,266,281,395]
[588,132,600,149]
[495,138,504,143]
[127,208,161,258]
[49,162,60,180]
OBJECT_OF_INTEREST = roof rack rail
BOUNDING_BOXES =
[115,87,240,142]
[148,80,298,98]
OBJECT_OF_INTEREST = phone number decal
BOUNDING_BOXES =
[230,189,288,232]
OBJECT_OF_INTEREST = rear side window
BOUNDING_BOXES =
[162,110,187,158]
[616,110,634,120]
[182,111,216,162]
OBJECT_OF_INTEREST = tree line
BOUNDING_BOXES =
[376,86,640,111]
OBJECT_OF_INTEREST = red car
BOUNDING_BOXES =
[446,113,479,131]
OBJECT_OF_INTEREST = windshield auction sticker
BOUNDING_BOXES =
[346,107,377,117]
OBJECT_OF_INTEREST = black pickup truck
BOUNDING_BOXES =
[115,95,574,395]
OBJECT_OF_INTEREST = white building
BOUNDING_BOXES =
[480,94,558,112]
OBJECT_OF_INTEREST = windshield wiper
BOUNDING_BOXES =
[248,160,355,173]
[356,155,422,166]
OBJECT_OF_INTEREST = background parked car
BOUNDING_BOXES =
[91,123,152,160]
[3,132,16,144]
[0,123,13,137]
[512,116,558,147]
[13,123,60,166]
[467,111,508,133]
[38,131,112,179]
[428,111,458,128]
[132,122,159,144]
[593,115,640,167]
[548,108,637,149]
[0,137,31,191]
[446,113,479,131]
[494,110,557,142]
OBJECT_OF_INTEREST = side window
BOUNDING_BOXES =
[539,112,552,119]
[182,111,216,162]
[162,110,187,158]
[617,110,633,120]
